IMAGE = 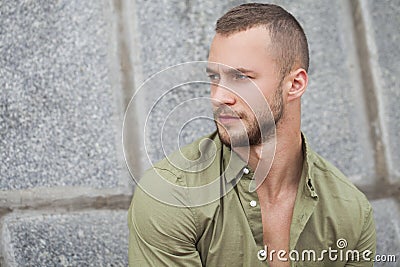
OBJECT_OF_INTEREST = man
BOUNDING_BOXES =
[128,3,376,266]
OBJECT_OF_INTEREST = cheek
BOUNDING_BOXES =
[245,95,271,116]
[241,81,271,104]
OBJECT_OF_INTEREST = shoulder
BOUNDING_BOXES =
[309,148,369,206]
[303,143,375,247]
[298,140,376,262]
[156,131,221,166]
[306,146,373,237]
[133,131,222,205]
[145,131,222,185]
[128,134,222,250]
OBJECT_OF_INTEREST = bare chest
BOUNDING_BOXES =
[258,197,296,266]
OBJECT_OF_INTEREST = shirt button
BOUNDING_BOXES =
[250,200,257,207]
[243,167,250,174]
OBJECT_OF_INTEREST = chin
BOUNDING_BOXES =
[217,128,252,148]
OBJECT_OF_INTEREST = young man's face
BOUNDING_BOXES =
[207,26,284,147]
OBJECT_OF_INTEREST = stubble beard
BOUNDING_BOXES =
[214,87,284,148]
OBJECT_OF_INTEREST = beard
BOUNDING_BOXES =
[214,87,283,147]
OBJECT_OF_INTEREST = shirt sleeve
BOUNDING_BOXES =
[345,204,376,266]
[128,169,202,267]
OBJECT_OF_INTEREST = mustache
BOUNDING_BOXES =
[213,107,243,118]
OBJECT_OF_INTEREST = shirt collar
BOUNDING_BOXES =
[220,132,318,199]
[300,133,318,199]
[222,143,248,184]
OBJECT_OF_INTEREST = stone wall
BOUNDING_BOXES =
[1,0,399,266]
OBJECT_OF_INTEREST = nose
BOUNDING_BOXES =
[210,84,236,107]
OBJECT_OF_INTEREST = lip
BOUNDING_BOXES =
[218,115,241,124]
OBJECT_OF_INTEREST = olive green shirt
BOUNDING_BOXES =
[128,132,376,266]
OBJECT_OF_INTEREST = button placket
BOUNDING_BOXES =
[237,175,263,246]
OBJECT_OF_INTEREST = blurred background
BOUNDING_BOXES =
[0,0,399,266]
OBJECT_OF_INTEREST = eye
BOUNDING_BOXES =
[234,73,250,80]
[207,73,220,82]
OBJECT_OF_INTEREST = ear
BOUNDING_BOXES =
[287,68,308,101]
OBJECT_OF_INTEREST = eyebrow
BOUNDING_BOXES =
[205,67,255,75]
[235,68,254,74]
[205,67,217,73]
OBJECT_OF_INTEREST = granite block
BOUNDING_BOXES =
[371,198,400,266]
[128,0,374,183]
[365,0,400,180]
[0,0,123,190]
[1,210,128,266]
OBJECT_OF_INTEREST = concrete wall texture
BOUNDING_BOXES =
[0,0,399,266]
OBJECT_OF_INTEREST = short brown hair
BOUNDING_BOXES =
[216,3,309,79]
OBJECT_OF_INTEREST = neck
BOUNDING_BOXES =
[234,126,304,202]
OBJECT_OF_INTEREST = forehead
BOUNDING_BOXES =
[208,26,276,71]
